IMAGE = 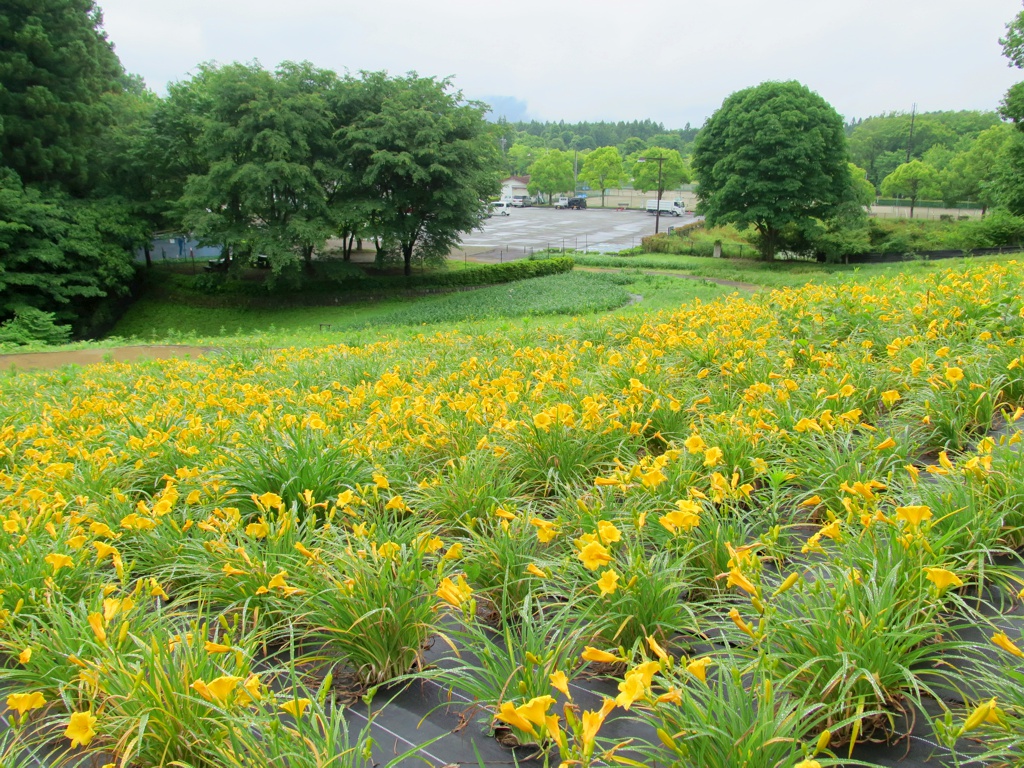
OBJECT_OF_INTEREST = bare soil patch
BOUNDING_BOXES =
[0,345,214,372]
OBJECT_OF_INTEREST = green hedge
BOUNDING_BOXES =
[169,257,576,306]
[346,256,574,291]
[874,198,983,210]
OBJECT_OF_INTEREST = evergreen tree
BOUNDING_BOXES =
[0,0,124,192]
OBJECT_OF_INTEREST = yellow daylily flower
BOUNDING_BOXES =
[526,563,548,579]
[578,541,612,571]
[92,544,117,561]
[726,568,757,596]
[895,505,932,527]
[204,675,242,704]
[530,517,557,543]
[244,521,269,539]
[962,698,1001,733]
[685,656,713,684]
[44,553,74,574]
[728,608,756,639]
[581,646,620,664]
[516,695,555,726]
[436,575,472,608]
[597,520,621,543]
[991,631,1024,658]
[64,711,97,748]
[549,670,570,699]
[647,635,668,661]
[494,701,536,735]
[615,671,646,710]
[596,568,619,596]
[87,613,106,644]
[703,446,724,467]
[280,698,311,718]
[6,691,46,716]
[581,698,617,755]
[924,567,963,592]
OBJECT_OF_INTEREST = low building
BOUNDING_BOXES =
[500,176,530,201]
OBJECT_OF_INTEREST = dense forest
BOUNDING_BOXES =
[0,1,501,342]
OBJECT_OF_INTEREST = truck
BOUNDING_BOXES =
[646,199,685,216]
[553,196,570,209]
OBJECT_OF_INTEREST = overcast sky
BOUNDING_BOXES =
[98,0,1023,128]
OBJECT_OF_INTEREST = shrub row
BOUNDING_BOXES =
[175,257,576,307]
[348,256,575,291]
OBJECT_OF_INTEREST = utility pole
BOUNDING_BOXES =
[905,103,917,164]
[638,155,666,234]
[573,149,579,196]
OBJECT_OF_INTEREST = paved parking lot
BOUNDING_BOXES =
[457,206,699,261]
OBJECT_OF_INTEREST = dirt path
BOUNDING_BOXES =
[0,345,215,373]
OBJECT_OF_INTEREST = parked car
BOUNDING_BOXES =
[490,201,512,216]
[567,197,587,210]
[553,196,569,209]
[510,195,532,207]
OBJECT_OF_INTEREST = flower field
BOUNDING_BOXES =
[2,260,1024,767]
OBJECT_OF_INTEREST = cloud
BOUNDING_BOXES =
[98,0,1023,125]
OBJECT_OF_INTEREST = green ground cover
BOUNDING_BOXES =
[571,251,1024,289]
[109,270,687,344]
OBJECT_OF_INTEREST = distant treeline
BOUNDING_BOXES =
[494,118,699,156]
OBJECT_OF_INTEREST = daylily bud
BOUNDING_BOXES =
[815,729,831,754]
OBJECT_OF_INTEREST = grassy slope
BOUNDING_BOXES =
[14,252,1020,354]
[571,251,1024,289]
[107,269,728,345]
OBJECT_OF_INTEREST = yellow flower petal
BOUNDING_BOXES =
[64,711,97,748]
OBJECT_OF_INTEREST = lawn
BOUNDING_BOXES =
[570,250,1024,289]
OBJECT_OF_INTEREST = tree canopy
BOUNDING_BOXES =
[578,147,625,206]
[0,0,124,192]
[692,80,851,260]
[336,72,500,275]
[629,148,689,195]
[527,150,574,204]
[848,111,1002,188]
[880,160,940,218]
[0,0,143,338]
[1001,4,1024,70]
[168,61,346,275]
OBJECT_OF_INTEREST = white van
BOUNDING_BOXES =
[490,201,511,216]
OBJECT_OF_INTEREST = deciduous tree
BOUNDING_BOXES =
[630,147,689,196]
[0,170,137,329]
[692,80,851,260]
[880,160,940,218]
[848,163,877,207]
[578,147,625,207]
[337,72,500,276]
[169,61,347,276]
[527,150,573,205]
